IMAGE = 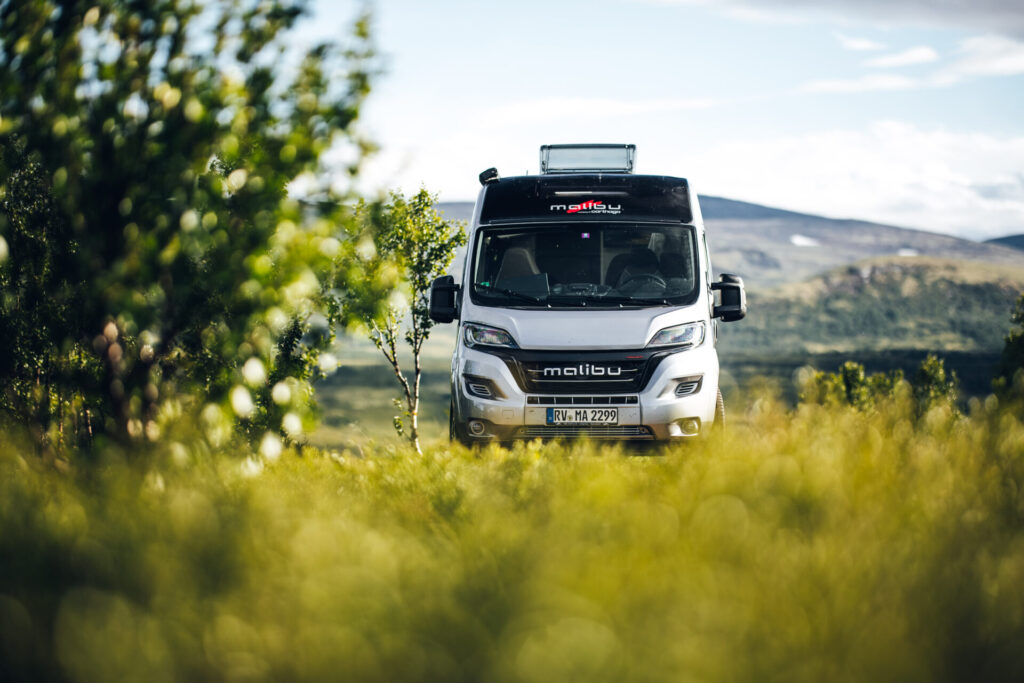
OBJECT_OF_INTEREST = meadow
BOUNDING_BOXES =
[3,391,1023,682]
[4,3,1023,681]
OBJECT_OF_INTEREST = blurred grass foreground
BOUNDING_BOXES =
[2,395,1024,683]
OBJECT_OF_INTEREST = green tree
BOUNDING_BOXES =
[995,293,1024,397]
[0,0,388,452]
[359,190,466,454]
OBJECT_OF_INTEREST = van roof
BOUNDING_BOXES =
[479,174,693,225]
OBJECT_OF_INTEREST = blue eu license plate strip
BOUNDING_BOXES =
[546,407,618,425]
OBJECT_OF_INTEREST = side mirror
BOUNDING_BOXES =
[711,273,746,322]
[429,275,461,323]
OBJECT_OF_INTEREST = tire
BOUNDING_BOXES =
[714,387,726,428]
[449,397,471,446]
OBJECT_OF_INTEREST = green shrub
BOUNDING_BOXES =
[996,293,1024,397]
[912,353,959,415]
[799,360,906,410]
[801,355,958,418]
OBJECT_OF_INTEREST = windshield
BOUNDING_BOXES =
[470,223,700,308]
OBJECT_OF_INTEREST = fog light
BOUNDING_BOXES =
[468,420,486,436]
[679,418,701,436]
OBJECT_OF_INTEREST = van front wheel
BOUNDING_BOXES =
[715,388,725,428]
[450,397,471,446]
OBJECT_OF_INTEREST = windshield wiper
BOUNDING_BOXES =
[619,296,674,306]
[474,283,545,304]
[547,294,672,307]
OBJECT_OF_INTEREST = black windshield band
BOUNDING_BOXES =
[480,174,692,224]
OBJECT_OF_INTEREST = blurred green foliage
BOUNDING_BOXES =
[801,354,958,417]
[996,293,1024,397]
[0,0,392,453]
[2,395,1024,682]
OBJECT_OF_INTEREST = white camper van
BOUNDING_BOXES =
[429,144,746,443]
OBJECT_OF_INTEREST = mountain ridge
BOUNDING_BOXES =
[986,234,1024,252]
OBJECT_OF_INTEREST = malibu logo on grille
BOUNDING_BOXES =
[549,199,622,215]
[540,364,624,377]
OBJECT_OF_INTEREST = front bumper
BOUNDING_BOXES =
[451,343,719,442]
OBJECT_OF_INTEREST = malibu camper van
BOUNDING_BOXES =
[430,144,746,443]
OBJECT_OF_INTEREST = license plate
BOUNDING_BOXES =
[546,407,618,425]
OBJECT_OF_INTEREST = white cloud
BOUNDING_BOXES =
[802,34,1024,92]
[360,120,1024,240]
[477,97,718,128]
[686,121,1024,239]
[936,34,1024,81]
[801,73,920,93]
[721,5,807,24]
[835,32,885,51]
[353,96,718,201]
[864,46,939,68]
[631,0,1024,36]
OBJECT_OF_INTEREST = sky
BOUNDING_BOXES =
[305,0,1024,240]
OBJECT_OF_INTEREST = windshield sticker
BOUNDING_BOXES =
[549,200,622,215]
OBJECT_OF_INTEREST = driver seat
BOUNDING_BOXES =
[496,247,540,284]
[605,248,660,287]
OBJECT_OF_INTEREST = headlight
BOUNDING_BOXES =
[463,322,518,349]
[647,321,705,349]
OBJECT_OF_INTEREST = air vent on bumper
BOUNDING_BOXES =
[674,375,703,397]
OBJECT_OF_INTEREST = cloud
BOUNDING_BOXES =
[801,73,920,93]
[802,35,1024,92]
[936,34,1024,80]
[633,0,1024,37]
[835,32,886,51]
[781,0,1024,36]
[476,97,719,128]
[683,121,1024,239]
[864,46,939,68]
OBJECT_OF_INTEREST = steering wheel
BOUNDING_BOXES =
[619,273,666,288]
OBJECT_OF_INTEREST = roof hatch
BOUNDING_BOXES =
[539,144,636,175]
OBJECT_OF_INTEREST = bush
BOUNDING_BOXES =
[996,293,1024,397]
[801,355,957,417]
[799,360,906,410]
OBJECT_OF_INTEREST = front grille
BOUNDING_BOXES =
[522,361,642,393]
[515,425,654,439]
[527,395,639,405]
[492,348,679,395]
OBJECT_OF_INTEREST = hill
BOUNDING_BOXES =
[699,197,1024,289]
[986,234,1024,252]
[718,256,1024,355]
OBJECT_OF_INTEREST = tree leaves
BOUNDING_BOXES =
[0,1,381,452]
